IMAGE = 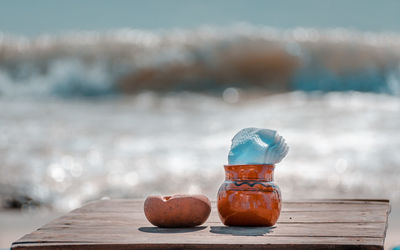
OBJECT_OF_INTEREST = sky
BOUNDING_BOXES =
[1,0,400,37]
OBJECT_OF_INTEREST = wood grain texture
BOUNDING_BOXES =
[11,199,390,250]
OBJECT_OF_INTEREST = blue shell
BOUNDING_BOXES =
[228,128,289,165]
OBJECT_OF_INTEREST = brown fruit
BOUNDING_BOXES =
[144,194,211,228]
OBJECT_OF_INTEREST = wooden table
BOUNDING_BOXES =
[12,199,390,249]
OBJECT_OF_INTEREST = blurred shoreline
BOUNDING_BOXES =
[1,91,399,210]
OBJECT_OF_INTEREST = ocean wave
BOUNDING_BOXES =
[1,26,400,97]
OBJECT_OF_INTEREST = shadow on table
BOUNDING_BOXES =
[139,226,207,234]
[210,226,275,236]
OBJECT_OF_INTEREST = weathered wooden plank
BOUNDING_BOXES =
[12,199,390,250]
[13,229,385,248]
[22,221,385,239]
[11,241,385,250]
[49,209,388,225]
[73,200,389,213]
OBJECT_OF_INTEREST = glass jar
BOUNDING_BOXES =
[217,164,281,226]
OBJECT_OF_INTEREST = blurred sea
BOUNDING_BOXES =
[0,26,400,210]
